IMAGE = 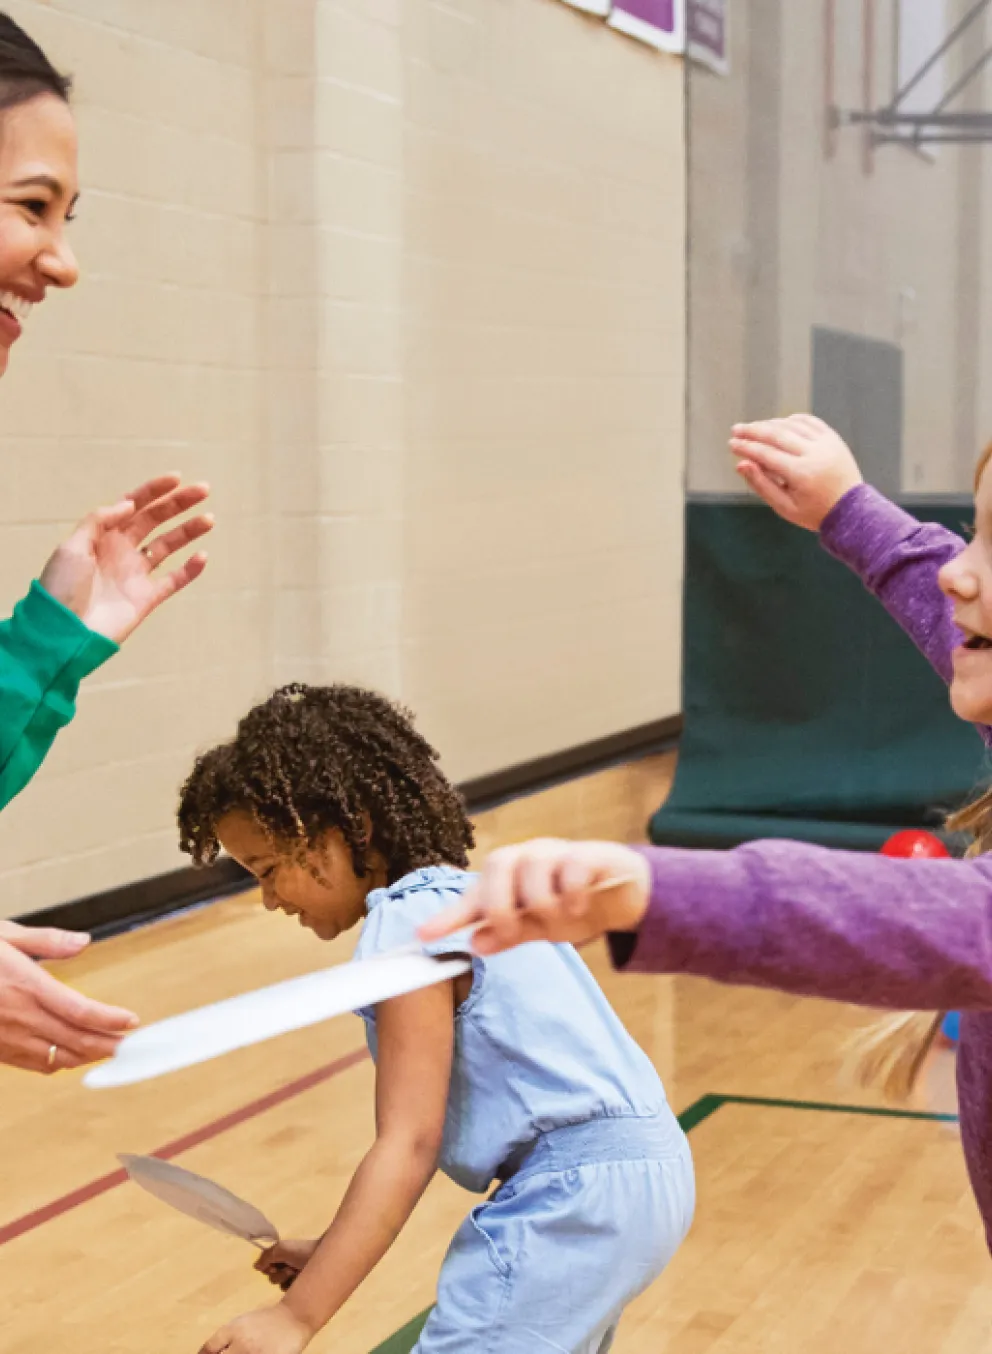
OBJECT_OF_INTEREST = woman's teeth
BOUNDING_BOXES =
[0,291,32,322]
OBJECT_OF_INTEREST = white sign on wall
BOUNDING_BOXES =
[556,0,612,15]
[688,0,728,74]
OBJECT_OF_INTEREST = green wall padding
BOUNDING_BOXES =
[651,499,987,851]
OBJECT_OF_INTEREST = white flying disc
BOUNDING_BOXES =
[85,944,471,1089]
[119,1154,279,1247]
[84,874,635,1091]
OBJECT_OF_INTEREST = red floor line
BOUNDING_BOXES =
[0,1168,130,1247]
[0,1045,370,1249]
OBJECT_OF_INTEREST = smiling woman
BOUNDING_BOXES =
[0,13,216,1077]
[0,15,77,373]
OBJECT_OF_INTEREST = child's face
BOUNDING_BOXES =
[940,464,992,725]
[216,811,384,941]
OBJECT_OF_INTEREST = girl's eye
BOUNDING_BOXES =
[21,199,47,217]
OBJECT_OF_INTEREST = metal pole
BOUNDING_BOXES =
[873,132,992,144]
[931,46,992,114]
[824,0,838,157]
[847,109,992,128]
[863,0,875,174]
[888,0,992,111]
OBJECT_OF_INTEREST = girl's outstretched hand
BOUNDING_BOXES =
[418,839,651,956]
[729,413,863,530]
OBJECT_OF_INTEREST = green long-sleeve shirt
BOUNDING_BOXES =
[0,581,118,811]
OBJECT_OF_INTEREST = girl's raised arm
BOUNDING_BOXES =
[731,416,967,688]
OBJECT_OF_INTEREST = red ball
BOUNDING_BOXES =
[881,830,950,859]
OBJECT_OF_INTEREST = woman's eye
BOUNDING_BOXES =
[21,199,47,217]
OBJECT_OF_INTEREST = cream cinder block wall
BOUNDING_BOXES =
[315,0,687,781]
[689,0,989,496]
[399,0,685,778]
[0,0,272,918]
[0,0,686,917]
[271,0,686,782]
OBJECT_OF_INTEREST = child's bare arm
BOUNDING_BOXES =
[278,982,455,1338]
[196,984,454,1353]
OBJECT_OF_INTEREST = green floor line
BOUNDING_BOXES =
[675,1092,724,1132]
[368,1089,958,1351]
[720,1091,958,1124]
[369,1310,431,1354]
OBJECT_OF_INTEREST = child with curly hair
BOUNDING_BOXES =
[179,683,694,1354]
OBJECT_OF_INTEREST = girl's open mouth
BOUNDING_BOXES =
[0,289,32,325]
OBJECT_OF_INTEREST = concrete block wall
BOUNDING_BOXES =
[0,0,686,916]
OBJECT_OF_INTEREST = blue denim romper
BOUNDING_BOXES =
[355,867,695,1353]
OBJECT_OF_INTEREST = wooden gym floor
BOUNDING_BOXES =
[2,751,990,1353]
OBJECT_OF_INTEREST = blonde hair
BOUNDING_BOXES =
[848,444,992,1102]
[847,804,988,1101]
[846,1010,945,1101]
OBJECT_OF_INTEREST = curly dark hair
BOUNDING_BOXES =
[178,683,474,882]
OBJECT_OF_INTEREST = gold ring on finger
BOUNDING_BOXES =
[47,1043,58,1070]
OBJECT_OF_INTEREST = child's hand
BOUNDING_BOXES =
[729,414,863,530]
[197,1303,313,1354]
[254,1240,319,1292]
[418,839,650,955]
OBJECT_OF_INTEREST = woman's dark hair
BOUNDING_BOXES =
[178,683,475,882]
[0,13,71,114]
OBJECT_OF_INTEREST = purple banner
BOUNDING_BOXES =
[688,0,728,72]
[608,0,685,53]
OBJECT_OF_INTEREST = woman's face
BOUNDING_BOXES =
[0,92,79,376]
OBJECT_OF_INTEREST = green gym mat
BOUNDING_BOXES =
[651,498,988,852]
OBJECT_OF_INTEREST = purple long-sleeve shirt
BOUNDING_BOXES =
[614,484,992,1253]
